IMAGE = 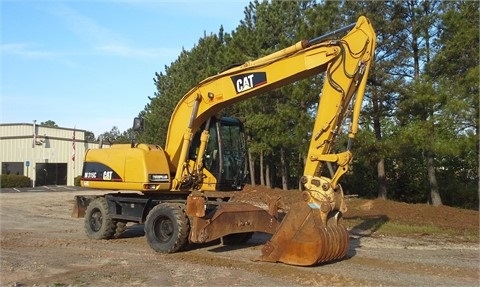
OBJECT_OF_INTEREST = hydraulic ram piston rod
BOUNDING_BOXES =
[308,22,356,45]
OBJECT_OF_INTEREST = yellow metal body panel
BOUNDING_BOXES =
[81,143,171,191]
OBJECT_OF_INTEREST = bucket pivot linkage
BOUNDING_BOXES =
[255,177,350,266]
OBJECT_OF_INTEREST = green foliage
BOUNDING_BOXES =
[84,131,96,142]
[74,175,81,186]
[340,130,381,197]
[131,0,478,208]
[99,126,135,144]
[1,174,31,188]
[40,120,58,127]
[139,29,230,147]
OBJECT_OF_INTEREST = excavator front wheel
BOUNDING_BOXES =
[84,197,116,240]
[145,203,190,253]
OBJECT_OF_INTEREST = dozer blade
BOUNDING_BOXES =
[255,201,349,266]
[71,195,97,218]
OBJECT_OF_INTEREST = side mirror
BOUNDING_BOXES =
[132,117,144,132]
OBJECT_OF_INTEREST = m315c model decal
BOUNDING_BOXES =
[82,162,122,181]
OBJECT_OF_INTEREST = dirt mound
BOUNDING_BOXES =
[345,197,479,232]
[231,185,304,211]
[236,185,479,238]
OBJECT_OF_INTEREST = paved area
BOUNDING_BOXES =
[0,185,88,193]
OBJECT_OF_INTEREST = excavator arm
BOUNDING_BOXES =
[180,16,376,266]
[167,16,375,195]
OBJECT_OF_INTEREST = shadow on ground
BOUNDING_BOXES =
[346,214,389,259]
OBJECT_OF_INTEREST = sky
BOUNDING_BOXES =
[1,0,250,137]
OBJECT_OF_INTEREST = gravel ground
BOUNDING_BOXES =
[0,189,478,286]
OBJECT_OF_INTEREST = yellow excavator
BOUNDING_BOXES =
[73,16,376,266]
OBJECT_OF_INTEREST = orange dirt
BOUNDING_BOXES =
[238,185,479,238]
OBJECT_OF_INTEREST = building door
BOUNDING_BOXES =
[35,163,67,186]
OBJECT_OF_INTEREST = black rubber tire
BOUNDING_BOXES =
[144,203,190,253]
[84,197,116,240]
[222,232,254,245]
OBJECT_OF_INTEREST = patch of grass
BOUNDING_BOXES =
[378,222,479,242]
[376,221,443,235]
[345,218,479,242]
[345,216,388,233]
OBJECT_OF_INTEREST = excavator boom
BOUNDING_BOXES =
[167,17,375,193]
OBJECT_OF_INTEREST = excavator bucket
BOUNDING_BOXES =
[255,201,349,266]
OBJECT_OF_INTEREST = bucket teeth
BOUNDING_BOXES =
[255,201,350,266]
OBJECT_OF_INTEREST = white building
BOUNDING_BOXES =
[0,122,106,186]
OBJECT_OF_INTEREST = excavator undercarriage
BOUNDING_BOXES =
[73,185,350,266]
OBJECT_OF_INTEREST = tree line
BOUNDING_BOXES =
[92,0,478,209]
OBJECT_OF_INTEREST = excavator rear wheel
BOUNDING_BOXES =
[84,197,116,240]
[145,203,190,253]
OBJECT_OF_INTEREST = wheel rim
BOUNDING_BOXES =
[89,208,103,232]
[153,215,174,243]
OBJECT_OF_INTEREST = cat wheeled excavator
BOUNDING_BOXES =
[72,16,376,266]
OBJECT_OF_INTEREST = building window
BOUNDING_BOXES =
[1,162,24,175]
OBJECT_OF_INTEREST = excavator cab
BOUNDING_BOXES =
[190,117,248,190]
